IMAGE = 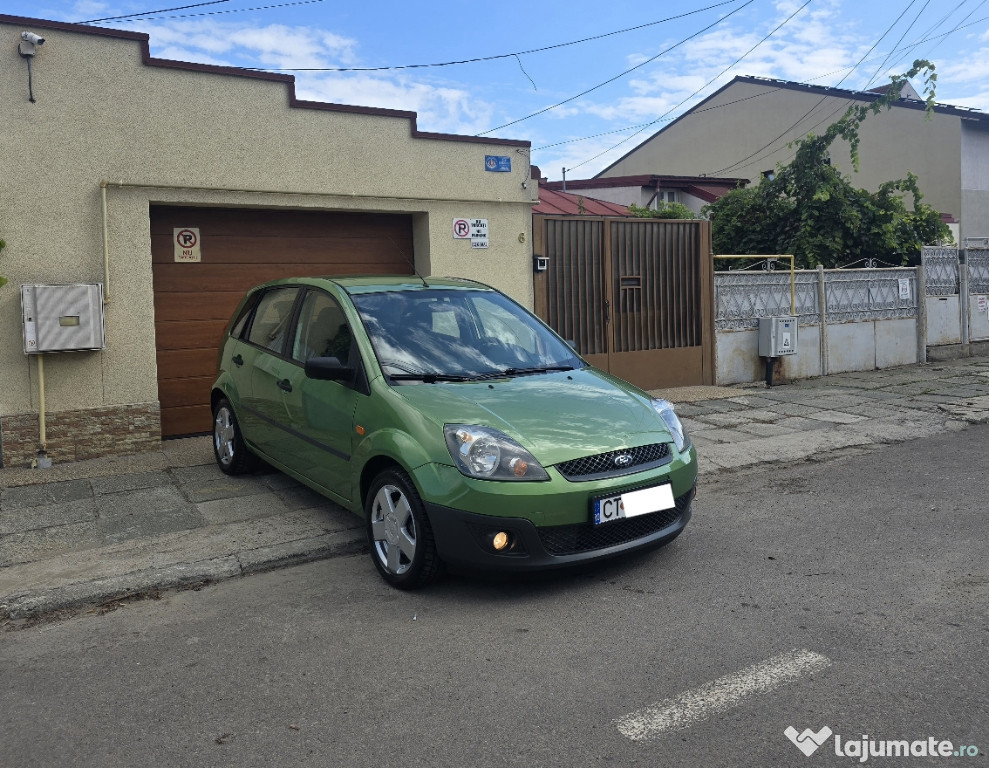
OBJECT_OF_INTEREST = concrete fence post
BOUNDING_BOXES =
[959,249,970,356]
[817,265,828,376]
[916,262,927,363]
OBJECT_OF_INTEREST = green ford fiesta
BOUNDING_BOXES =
[211,276,697,588]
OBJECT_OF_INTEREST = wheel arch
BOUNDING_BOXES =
[359,455,407,510]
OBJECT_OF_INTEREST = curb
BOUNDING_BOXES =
[1,528,365,622]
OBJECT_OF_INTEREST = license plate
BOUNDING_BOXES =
[593,484,675,525]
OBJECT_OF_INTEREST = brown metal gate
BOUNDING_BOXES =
[532,216,714,390]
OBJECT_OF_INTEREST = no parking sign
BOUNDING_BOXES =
[452,218,489,249]
[173,228,201,262]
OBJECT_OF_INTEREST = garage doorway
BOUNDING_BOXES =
[150,206,415,437]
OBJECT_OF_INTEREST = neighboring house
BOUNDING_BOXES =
[539,174,747,217]
[595,75,989,243]
[0,14,534,466]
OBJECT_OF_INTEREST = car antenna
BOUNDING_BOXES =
[388,235,429,287]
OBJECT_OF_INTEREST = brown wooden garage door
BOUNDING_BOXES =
[151,206,415,437]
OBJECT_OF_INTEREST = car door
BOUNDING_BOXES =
[239,286,303,461]
[219,290,264,435]
[279,288,362,502]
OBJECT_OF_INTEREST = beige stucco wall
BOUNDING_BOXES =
[601,80,963,223]
[0,17,535,425]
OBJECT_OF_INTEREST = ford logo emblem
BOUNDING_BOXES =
[613,453,633,467]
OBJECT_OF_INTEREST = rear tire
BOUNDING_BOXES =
[212,397,258,475]
[366,468,443,589]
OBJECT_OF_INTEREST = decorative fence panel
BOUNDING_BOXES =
[922,246,959,296]
[715,271,819,330]
[969,250,989,295]
[825,268,918,323]
[712,248,989,384]
[715,268,916,329]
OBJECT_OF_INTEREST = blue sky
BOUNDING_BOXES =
[6,0,989,179]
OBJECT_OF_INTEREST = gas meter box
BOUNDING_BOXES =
[21,284,106,354]
[758,315,797,357]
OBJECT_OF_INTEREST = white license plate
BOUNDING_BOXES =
[593,484,676,526]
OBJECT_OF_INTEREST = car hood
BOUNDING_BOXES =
[392,368,673,466]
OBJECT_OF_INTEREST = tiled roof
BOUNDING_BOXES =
[533,187,632,216]
[542,174,746,191]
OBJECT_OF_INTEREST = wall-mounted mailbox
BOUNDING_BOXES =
[21,284,106,354]
[758,315,797,357]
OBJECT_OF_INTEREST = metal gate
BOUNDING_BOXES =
[532,215,715,390]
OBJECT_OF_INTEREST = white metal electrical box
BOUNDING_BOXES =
[758,315,797,357]
[21,284,106,354]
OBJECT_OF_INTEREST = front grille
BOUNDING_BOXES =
[555,443,671,481]
[538,486,694,555]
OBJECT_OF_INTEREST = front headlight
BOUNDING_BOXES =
[652,398,688,452]
[444,425,549,482]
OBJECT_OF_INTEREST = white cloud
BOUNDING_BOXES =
[136,20,358,70]
[125,18,492,134]
[298,73,493,136]
[69,0,111,19]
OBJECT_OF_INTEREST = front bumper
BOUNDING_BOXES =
[424,484,694,572]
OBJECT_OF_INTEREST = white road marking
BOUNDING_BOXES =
[615,649,832,741]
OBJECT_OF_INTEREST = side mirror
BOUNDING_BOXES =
[305,356,354,382]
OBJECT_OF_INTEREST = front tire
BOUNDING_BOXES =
[366,468,443,589]
[212,397,257,475]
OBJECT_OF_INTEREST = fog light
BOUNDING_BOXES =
[492,531,510,551]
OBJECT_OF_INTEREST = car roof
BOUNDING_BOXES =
[254,275,495,295]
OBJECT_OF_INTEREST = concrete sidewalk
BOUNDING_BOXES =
[3,356,989,621]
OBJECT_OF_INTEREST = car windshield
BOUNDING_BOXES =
[350,288,583,381]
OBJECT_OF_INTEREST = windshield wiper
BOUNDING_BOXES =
[388,372,477,383]
[465,365,577,381]
[389,365,576,383]
[501,365,576,377]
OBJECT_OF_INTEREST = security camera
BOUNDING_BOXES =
[21,32,46,45]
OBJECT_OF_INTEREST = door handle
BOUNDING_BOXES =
[231,354,244,366]
[277,378,293,393]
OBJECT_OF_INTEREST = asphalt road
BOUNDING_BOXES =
[2,426,987,768]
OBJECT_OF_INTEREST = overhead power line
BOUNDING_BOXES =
[535,5,987,179]
[79,0,327,24]
[915,0,988,61]
[566,0,812,174]
[725,9,989,174]
[863,0,929,90]
[479,0,755,136]
[79,0,229,23]
[707,0,930,176]
[242,0,747,72]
